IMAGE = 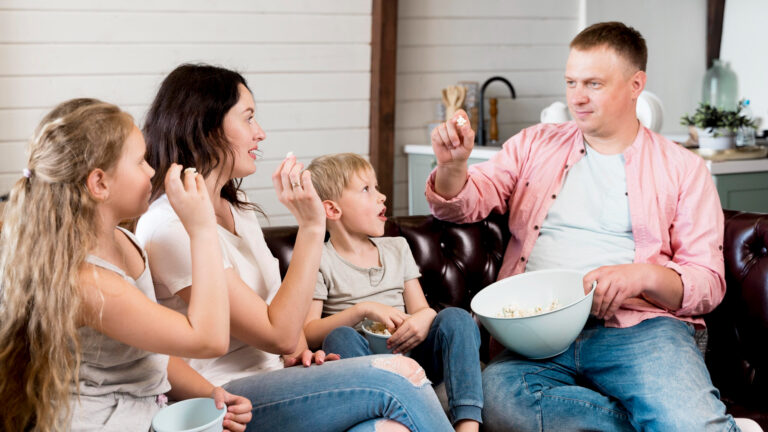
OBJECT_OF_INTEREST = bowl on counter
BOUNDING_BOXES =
[470,269,594,359]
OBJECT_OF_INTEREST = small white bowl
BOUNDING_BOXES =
[471,269,594,359]
[152,398,226,432]
[361,320,394,354]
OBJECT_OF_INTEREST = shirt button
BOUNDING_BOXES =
[525,181,530,187]
[718,245,723,251]
[534,225,539,230]
[580,149,585,154]
[551,194,556,199]
[520,257,525,262]
[625,192,628,196]
[564,164,569,169]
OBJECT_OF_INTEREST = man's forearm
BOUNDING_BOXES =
[434,162,469,200]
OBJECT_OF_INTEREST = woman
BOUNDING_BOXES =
[135,64,452,432]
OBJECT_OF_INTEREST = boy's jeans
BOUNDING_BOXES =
[223,354,453,432]
[323,307,484,425]
[482,316,740,432]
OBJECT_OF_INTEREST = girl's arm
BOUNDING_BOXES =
[79,165,229,358]
[166,357,252,432]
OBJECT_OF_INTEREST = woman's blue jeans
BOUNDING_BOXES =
[322,307,484,425]
[223,354,453,431]
[482,316,740,432]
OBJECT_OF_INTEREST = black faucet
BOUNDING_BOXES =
[477,76,516,146]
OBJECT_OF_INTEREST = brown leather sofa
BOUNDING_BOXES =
[264,210,767,428]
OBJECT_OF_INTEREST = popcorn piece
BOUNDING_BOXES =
[455,115,467,127]
[497,299,561,318]
[183,167,198,175]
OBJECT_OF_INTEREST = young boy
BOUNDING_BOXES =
[304,153,483,432]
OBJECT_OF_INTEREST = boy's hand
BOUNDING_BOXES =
[211,387,252,432]
[388,308,436,354]
[360,302,409,334]
[283,349,341,367]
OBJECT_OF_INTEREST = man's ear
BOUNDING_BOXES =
[629,69,647,100]
[85,168,110,201]
[323,199,342,220]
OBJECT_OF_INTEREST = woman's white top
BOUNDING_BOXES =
[136,195,284,387]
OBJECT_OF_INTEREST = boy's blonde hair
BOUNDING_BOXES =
[307,153,374,201]
[0,99,133,432]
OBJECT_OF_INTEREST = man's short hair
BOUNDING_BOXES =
[570,21,647,72]
[307,153,374,201]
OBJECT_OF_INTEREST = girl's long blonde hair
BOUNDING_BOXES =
[0,99,134,431]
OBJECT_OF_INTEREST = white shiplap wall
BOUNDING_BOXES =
[0,0,372,226]
[393,0,581,215]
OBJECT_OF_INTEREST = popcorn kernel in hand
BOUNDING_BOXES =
[455,115,467,127]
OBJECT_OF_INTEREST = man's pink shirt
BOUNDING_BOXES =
[426,121,726,328]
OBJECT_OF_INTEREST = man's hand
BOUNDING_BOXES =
[283,349,341,368]
[431,109,475,200]
[431,109,475,166]
[583,263,683,320]
[211,387,252,432]
[388,308,436,354]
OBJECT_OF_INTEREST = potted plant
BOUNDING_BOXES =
[681,101,756,150]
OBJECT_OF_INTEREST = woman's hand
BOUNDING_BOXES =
[431,109,475,167]
[164,163,216,235]
[212,387,252,432]
[283,349,341,367]
[272,154,325,230]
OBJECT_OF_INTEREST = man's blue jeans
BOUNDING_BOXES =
[223,354,453,431]
[482,316,739,432]
[322,307,484,425]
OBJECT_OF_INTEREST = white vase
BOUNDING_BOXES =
[697,127,735,150]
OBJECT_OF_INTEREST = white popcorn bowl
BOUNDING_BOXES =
[471,269,595,359]
[152,398,225,432]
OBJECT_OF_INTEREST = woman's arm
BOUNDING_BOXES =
[176,156,327,355]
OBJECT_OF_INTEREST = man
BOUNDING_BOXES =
[427,22,737,431]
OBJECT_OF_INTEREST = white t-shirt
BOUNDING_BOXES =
[135,194,284,387]
[525,142,636,273]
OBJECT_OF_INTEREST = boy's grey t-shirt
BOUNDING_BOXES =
[314,236,422,323]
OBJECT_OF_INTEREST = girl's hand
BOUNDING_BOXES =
[361,302,410,334]
[212,387,252,432]
[430,109,475,167]
[388,308,435,354]
[283,349,341,367]
[164,164,216,234]
[271,154,325,230]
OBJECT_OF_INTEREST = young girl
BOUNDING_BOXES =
[0,99,251,432]
[136,64,453,432]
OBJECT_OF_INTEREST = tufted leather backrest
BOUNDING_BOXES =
[705,210,768,417]
[263,210,768,418]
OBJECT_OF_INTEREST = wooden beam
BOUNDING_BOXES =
[369,0,397,215]
[706,0,726,68]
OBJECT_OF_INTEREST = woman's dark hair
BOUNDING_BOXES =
[144,63,260,212]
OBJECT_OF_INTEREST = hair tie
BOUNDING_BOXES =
[22,168,32,178]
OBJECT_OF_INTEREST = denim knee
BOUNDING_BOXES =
[322,326,369,358]
[435,308,480,342]
[481,362,539,432]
